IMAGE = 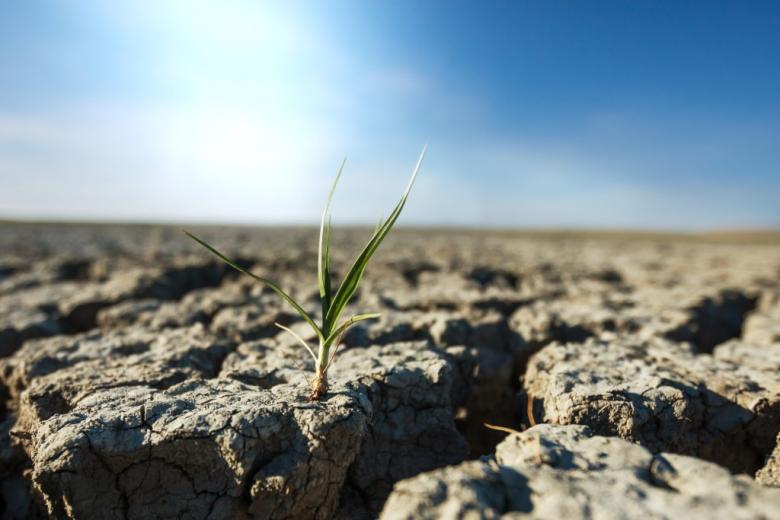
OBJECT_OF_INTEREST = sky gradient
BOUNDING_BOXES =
[1,1,779,230]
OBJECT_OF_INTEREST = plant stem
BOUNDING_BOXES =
[310,340,330,400]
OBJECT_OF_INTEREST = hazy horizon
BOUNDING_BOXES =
[3,216,779,236]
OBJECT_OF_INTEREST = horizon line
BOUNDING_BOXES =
[1,215,779,237]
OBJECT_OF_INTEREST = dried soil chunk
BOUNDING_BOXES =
[333,342,469,513]
[757,434,780,487]
[0,308,60,358]
[743,290,780,346]
[0,283,84,356]
[210,303,295,342]
[223,337,469,515]
[219,326,316,389]
[57,260,229,332]
[524,337,780,473]
[1,325,234,436]
[30,379,368,520]
[509,299,603,349]
[0,256,90,295]
[380,424,780,519]
[96,280,262,332]
[95,299,165,329]
[341,311,430,348]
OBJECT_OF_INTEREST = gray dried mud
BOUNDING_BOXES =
[0,224,778,519]
[380,424,780,519]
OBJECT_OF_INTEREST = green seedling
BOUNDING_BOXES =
[185,147,425,400]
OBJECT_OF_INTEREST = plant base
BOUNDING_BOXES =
[309,369,328,401]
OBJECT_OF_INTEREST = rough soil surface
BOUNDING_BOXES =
[524,336,780,474]
[0,223,778,519]
[32,379,367,519]
[380,424,780,519]
[758,433,780,487]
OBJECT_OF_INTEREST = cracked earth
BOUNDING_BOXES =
[1,224,779,519]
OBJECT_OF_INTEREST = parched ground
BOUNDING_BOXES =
[0,223,779,519]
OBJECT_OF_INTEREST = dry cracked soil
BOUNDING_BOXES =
[1,223,779,519]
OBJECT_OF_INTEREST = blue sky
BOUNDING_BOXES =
[1,1,778,229]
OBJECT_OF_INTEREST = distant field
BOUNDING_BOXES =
[2,218,779,244]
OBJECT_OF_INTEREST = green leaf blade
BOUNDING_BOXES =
[318,159,345,328]
[325,145,426,327]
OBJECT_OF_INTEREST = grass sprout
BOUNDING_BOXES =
[185,147,426,400]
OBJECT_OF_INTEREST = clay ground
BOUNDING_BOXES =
[1,223,779,519]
